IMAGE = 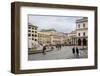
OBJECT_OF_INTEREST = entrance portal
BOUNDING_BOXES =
[83,38,87,46]
[78,39,81,46]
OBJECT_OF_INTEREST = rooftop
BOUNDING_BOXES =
[76,17,88,23]
[40,28,56,32]
[28,23,38,28]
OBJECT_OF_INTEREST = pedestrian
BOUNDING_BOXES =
[59,44,62,50]
[58,44,61,50]
[76,46,79,57]
[72,47,75,56]
[51,46,54,51]
[42,45,46,55]
[56,44,59,50]
[56,44,58,48]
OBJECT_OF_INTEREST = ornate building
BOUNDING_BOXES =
[76,17,88,46]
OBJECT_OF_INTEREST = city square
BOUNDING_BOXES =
[28,15,88,60]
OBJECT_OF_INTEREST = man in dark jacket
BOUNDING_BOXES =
[76,46,79,57]
[72,47,75,56]
[42,45,46,55]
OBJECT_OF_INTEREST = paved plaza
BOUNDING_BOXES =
[28,46,88,60]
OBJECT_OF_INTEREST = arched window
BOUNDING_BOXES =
[78,39,81,46]
[83,32,85,36]
[32,34,34,36]
[83,38,87,46]
[32,38,34,40]
[78,24,80,28]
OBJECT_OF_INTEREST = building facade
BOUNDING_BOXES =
[38,32,51,46]
[67,30,76,45]
[76,17,88,46]
[28,23,38,48]
[38,30,68,46]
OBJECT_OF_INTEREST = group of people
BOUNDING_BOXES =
[72,46,79,57]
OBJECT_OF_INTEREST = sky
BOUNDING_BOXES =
[28,15,83,33]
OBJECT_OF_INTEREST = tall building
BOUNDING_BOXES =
[76,17,88,46]
[28,23,38,48]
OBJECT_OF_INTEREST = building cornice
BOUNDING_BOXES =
[76,28,88,31]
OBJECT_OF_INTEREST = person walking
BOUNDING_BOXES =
[72,47,75,56]
[51,45,54,51]
[42,45,46,55]
[76,46,79,57]
[56,44,60,50]
[59,44,62,50]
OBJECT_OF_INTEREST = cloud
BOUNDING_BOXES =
[28,15,83,33]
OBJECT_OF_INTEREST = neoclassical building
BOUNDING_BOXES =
[67,17,88,46]
[76,17,88,46]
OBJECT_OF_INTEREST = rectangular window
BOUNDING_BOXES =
[83,32,85,36]
[32,34,34,36]
[83,23,85,28]
[28,27,31,29]
[28,34,31,36]
[78,33,80,36]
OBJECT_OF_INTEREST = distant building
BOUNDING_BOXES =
[39,30,61,45]
[67,30,76,45]
[76,17,88,46]
[59,33,68,45]
[50,31,62,45]
[39,30,67,45]
[38,32,51,45]
[28,23,38,48]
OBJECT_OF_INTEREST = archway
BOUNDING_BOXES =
[83,38,87,46]
[78,39,81,46]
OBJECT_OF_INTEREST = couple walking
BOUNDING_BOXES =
[72,46,79,57]
[56,44,61,50]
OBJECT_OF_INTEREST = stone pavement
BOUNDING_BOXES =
[28,46,88,60]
